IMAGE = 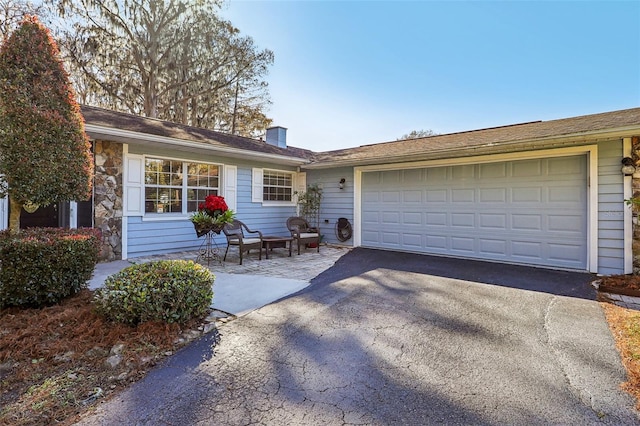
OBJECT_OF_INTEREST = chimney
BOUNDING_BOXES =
[266,126,287,148]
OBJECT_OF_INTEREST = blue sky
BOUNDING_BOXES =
[221,1,640,152]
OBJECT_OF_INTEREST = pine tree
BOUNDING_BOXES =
[0,15,93,232]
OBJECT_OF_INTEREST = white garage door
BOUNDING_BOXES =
[361,156,587,270]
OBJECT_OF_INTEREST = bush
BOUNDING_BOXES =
[93,260,214,325]
[0,227,101,308]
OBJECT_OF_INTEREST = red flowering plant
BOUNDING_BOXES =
[190,195,235,236]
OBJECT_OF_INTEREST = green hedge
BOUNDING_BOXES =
[0,228,101,308]
[94,260,214,325]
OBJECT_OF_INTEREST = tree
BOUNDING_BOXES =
[0,0,43,43]
[397,129,437,140]
[0,15,94,232]
[52,0,274,137]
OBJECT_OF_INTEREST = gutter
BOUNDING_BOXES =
[302,125,640,170]
[84,124,310,167]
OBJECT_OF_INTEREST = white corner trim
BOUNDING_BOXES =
[121,218,128,260]
[623,137,633,274]
[353,168,362,247]
[587,146,599,273]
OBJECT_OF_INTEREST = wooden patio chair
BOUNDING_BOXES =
[222,219,263,265]
[286,216,320,255]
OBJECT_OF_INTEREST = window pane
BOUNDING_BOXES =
[262,170,293,202]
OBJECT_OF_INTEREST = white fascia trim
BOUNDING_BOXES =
[306,126,640,169]
[353,145,599,273]
[354,145,596,172]
[623,137,633,274]
[85,124,309,166]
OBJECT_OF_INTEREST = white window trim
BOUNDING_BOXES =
[138,154,225,222]
[252,167,299,206]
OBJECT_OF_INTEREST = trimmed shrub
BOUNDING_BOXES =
[93,260,214,325]
[0,228,101,308]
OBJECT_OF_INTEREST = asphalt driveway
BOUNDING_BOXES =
[77,248,639,425]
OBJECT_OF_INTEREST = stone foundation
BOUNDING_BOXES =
[94,141,123,261]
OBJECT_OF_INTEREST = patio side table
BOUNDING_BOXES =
[262,236,293,259]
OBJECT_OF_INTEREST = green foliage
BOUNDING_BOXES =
[53,0,274,136]
[0,15,93,207]
[0,228,101,308]
[397,129,438,140]
[295,183,323,228]
[94,260,214,325]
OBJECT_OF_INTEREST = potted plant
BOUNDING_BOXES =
[190,195,235,237]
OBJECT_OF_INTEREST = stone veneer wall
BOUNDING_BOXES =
[94,141,123,261]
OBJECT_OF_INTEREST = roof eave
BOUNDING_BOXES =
[85,124,310,167]
[301,125,640,170]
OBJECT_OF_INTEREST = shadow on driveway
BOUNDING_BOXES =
[312,247,597,300]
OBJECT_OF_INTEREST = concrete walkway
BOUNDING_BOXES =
[89,245,350,317]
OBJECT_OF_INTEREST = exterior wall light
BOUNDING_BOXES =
[621,157,636,176]
[339,178,346,189]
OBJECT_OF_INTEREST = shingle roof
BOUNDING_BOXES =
[80,105,314,161]
[81,105,640,169]
[308,107,640,168]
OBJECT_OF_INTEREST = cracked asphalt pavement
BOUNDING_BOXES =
[77,248,639,425]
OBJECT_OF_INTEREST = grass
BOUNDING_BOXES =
[601,302,640,409]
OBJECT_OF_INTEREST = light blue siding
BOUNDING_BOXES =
[305,167,355,245]
[125,145,299,258]
[597,139,624,275]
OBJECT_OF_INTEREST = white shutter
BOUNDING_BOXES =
[296,172,307,195]
[223,165,237,211]
[124,154,144,216]
[295,172,306,214]
[252,168,263,203]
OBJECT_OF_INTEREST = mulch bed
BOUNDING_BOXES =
[0,289,199,426]
[600,275,640,292]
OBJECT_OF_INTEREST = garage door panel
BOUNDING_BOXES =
[362,191,379,202]
[382,211,400,224]
[479,214,507,229]
[548,243,583,263]
[548,215,584,232]
[511,241,543,259]
[361,155,587,270]
[403,190,422,203]
[451,237,475,252]
[479,239,507,255]
[453,164,476,180]
[549,186,582,202]
[480,188,507,203]
[548,156,582,175]
[479,162,507,178]
[512,160,543,177]
[426,235,447,249]
[512,187,542,202]
[512,214,542,231]
[403,234,422,247]
[403,212,422,225]
[426,213,447,226]
[452,213,475,227]
[382,191,400,203]
[403,169,423,183]
[452,189,475,202]
[427,189,447,202]
[382,232,400,245]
